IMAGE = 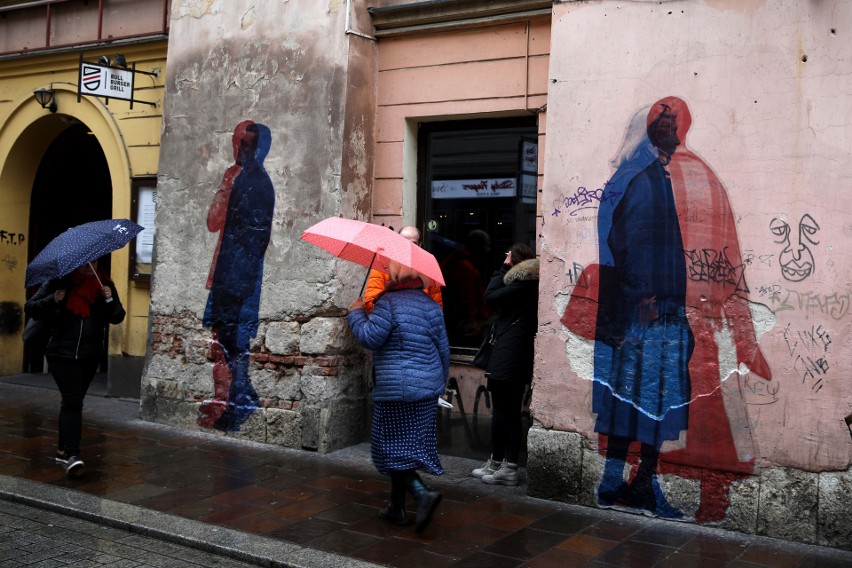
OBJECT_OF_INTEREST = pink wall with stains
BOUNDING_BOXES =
[533,0,852,543]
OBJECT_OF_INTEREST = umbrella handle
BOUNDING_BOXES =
[88,262,113,303]
[358,251,378,298]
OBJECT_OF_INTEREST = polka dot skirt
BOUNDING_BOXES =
[371,399,443,476]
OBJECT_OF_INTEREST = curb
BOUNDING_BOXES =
[0,474,383,568]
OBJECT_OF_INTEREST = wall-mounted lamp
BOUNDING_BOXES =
[33,88,57,113]
[113,53,127,68]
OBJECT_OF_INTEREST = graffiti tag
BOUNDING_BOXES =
[683,247,748,292]
[552,185,622,218]
[766,288,852,320]
[0,230,25,246]
[783,323,831,393]
[1,255,17,272]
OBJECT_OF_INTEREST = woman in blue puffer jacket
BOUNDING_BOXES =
[347,261,449,533]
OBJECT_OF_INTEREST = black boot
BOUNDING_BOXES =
[404,471,442,533]
[379,473,408,526]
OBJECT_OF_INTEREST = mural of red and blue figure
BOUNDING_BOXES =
[563,97,772,522]
[198,121,275,432]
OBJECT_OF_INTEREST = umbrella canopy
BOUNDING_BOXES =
[26,219,144,287]
[301,217,445,286]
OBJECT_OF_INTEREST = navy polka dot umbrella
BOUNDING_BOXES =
[25,219,144,287]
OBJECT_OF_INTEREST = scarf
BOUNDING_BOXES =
[65,271,103,318]
[385,276,425,292]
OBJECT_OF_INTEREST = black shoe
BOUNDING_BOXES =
[54,452,69,466]
[414,491,442,533]
[378,504,407,526]
[65,456,84,478]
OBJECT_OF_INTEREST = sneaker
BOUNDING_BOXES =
[471,457,501,479]
[482,462,519,486]
[65,456,85,478]
[54,452,69,466]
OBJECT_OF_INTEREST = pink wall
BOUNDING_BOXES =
[373,19,550,228]
[536,0,852,528]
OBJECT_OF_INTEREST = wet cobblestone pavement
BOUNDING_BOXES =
[1,375,851,567]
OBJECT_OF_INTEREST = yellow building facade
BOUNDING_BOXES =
[0,1,167,394]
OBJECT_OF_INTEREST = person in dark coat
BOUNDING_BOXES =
[24,258,125,477]
[471,243,539,486]
[347,261,450,533]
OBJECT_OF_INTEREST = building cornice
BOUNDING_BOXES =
[368,0,552,38]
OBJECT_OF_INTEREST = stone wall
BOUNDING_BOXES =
[142,0,376,451]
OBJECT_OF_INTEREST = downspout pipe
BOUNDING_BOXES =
[345,0,377,41]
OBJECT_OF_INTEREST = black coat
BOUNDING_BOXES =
[25,277,125,360]
[482,258,539,382]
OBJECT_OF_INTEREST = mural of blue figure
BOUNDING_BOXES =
[199,121,274,432]
[593,102,694,517]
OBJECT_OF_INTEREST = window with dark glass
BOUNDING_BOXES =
[418,118,538,355]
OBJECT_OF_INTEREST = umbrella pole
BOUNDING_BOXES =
[358,251,378,298]
[88,262,104,287]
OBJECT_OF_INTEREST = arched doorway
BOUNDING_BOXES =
[23,121,112,373]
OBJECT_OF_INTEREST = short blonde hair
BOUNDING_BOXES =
[388,260,431,288]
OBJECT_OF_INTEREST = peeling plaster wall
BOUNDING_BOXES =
[532,0,852,548]
[143,0,376,451]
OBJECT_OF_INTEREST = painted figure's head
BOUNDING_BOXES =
[647,103,680,162]
[236,124,260,166]
[231,120,256,163]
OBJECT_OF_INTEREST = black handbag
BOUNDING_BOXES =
[22,318,48,344]
[472,325,495,370]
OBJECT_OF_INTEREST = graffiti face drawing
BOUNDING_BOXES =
[770,214,820,282]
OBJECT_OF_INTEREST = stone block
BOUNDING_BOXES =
[265,321,300,355]
[301,406,320,450]
[817,468,852,549]
[267,408,304,449]
[721,475,760,534]
[317,401,367,453]
[254,367,302,401]
[757,467,818,544]
[526,426,583,503]
[300,372,349,404]
[300,317,352,354]
[579,445,604,507]
[228,409,267,442]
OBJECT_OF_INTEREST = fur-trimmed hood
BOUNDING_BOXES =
[504,258,540,285]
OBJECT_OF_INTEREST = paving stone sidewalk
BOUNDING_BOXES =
[1,375,851,567]
[0,499,257,567]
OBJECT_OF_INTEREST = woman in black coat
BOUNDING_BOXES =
[471,243,539,485]
[25,258,125,477]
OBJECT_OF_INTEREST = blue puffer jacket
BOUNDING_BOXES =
[348,286,449,403]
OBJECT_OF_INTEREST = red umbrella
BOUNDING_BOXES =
[301,217,445,287]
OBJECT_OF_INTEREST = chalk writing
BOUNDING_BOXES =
[742,373,780,405]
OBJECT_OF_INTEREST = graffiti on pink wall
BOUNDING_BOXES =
[562,97,773,523]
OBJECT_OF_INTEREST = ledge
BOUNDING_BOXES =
[368,0,552,37]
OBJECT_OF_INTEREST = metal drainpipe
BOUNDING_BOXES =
[345,0,376,41]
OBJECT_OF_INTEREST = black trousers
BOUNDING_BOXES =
[488,379,527,463]
[48,356,100,457]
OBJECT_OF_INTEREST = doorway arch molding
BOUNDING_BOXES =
[0,83,133,374]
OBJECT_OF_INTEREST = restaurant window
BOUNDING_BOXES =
[418,118,538,356]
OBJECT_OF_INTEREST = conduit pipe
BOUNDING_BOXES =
[345,0,377,41]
